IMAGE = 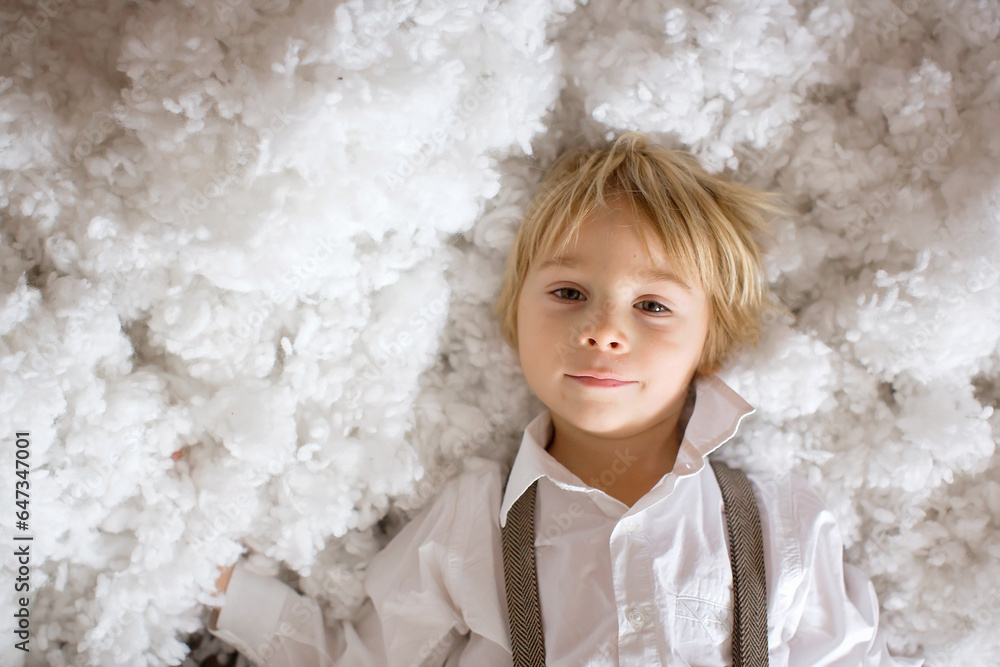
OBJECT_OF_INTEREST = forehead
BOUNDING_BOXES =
[528,194,702,292]
[550,199,658,251]
[535,252,694,293]
[537,215,694,292]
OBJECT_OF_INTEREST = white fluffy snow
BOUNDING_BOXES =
[0,0,997,664]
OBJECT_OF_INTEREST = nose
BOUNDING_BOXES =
[577,301,628,350]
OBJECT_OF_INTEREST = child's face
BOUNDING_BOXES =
[515,197,710,440]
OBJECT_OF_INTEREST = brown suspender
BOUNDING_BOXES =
[500,478,546,667]
[710,460,770,666]
[500,460,769,666]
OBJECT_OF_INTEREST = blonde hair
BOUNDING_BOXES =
[494,131,792,379]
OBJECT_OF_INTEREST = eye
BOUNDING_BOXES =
[638,299,672,315]
[550,287,584,301]
[549,287,673,315]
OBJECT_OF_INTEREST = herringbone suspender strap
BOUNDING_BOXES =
[500,466,767,667]
[501,478,546,666]
[711,460,770,666]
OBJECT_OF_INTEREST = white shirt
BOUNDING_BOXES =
[209,373,923,666]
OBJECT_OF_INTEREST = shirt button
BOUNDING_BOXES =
[627,607,646,629]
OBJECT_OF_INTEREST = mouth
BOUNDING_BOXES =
[566,375,636,388]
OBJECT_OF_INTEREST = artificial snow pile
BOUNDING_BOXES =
[0,0,997,664]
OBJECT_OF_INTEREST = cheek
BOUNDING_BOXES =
[515,302,529,348]
[515,300,535,360]
[517,308,553,363]
[517,317,540,359]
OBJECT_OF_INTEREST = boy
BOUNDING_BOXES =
[207,132,923,665]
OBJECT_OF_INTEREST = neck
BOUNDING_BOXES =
[545,387,696,507]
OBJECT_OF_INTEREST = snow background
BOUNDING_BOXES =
[0,0,998,664]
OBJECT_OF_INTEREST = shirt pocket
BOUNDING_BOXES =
[673,594,733,653]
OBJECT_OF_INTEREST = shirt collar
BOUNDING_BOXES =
[499,373,756,528]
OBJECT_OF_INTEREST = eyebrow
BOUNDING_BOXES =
[537,256,693,293]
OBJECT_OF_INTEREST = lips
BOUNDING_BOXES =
[568,370,630,382]
[567,374,635,388]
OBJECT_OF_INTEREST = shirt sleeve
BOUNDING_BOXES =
[783,474,924,667]
[208,557,361,666]
[208,466,483,667]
